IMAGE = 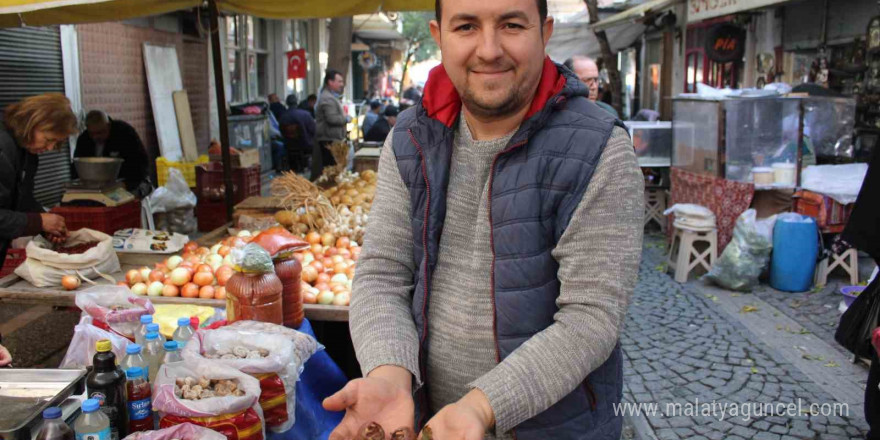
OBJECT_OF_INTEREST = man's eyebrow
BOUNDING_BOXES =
[449,13,478,23]
[498,10,530,22]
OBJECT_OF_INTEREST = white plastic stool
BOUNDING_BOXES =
[644,188,667,232]
[667,226,718,283]
[815,248,859,287]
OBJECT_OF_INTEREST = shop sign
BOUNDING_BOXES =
[286,49,307,79]
[688,0,789,22]
[705,23,746,63]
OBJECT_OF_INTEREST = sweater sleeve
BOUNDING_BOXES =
[470,127,644,433]
[349,130,422,386]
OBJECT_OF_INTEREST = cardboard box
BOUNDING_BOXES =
[209,148,261,168]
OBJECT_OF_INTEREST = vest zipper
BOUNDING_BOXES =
[408,129,432,430]
[583,380,598,411]
[487,139,528,439]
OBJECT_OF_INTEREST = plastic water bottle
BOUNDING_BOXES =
[73,399,110,440]
[145,324,166,344]
[120,344,149,383]
[34,407,74,440]
[162,341,183,365]
[142,332,165,383]
[124,367,153,433]
[172,317,194,345]
[134,315,152,346]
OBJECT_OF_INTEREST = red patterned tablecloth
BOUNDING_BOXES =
[668,168,755,249]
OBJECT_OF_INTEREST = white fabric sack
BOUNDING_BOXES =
[182,328,300,433]
[14,229,120,287]
[60,316,131,369]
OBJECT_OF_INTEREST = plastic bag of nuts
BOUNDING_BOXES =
[181,328,299,434]
[152,360,265,440]
[120,422,226,440]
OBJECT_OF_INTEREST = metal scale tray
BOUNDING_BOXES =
[0,369,87,438]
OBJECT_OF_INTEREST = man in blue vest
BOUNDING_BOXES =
[324,0,644,439]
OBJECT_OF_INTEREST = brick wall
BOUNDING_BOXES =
[78,22,210,162]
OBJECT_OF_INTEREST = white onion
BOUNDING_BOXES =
[147,281,164,297]
[130,282,148,296]
[166,255,183,270]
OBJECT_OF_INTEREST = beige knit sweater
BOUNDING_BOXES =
[350,118,644,438]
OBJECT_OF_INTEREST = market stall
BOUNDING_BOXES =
[671,94,858,248]
[625,121,673,231]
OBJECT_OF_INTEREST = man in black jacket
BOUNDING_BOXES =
[74,110,152,197]
[363,105,398,143]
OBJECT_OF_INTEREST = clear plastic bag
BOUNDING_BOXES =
[75,286,155,339]
[224,320,322,372]
[149,168,197,213]
[152,359,265,440]
[182,328,300,433]
[121,422,227,440]
[703,209,775,292]
[60,316,132,368]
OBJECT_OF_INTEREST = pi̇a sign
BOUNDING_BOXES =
[705,23,746,63]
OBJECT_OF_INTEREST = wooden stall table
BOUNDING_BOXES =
[0,223,349,322]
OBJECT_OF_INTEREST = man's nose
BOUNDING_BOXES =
[475,28,504,63]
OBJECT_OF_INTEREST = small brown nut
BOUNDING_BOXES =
[183,389,199,400]
[198,377,211,388]
[391,427,416,440]
[199,389,216,399]
[184,377,197,387]
[354,422,385,440]
[191,385,203,394]
[233,388,245,396]
[175,378,186,387]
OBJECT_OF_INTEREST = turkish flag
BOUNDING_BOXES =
[287,49,307,79]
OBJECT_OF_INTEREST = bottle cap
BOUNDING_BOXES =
[177,317,190,326]
[82,399,100,413]
[145,332,159,341]
[146,323,160,333]
[95,340,112,352]
[190,316,200,328]
[42,407,62,419]
[126,367,144,379]
[126,344,142,354]
[140,315,153,324]
[164,341,178,351]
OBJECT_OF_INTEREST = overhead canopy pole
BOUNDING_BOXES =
[208,0,234,221]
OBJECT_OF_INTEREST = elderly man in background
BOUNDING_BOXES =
[564,55,619,118]
[74,110,152,198]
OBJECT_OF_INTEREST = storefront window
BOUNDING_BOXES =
[226,15,271,103]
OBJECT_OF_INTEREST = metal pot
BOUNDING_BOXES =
[73,157,123,185]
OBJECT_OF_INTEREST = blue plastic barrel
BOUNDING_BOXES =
[770,215,819,292]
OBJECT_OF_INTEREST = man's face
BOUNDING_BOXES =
[572,58,599,101]
[268,94,279,103]
[328,74,345,94]
[87,122,110,144]
[387,115,397,126]
[430,0,554,119]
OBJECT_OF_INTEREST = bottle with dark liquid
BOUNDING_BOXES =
[35,407,74,440]
[86,340,128,440]
[124,367,153,433]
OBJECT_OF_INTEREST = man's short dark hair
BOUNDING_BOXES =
[323,69,343,87]
[307,94,317,102]
[369,100,382,110]
[286,94,298,107]
[435,0,548,24]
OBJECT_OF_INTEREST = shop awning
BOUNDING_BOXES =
[591,0,680,32]
[0,0,433,27]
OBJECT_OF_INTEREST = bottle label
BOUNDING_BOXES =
[76,427,110,440]
[89,391,107,407]
[128,398,152,421]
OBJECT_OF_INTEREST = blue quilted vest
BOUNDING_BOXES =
[391,62,626,440]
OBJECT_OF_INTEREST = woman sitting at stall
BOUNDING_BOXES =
[0,93,77,267]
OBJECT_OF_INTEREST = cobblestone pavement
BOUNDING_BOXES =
[622,234,869,439]
[751,280,852,358]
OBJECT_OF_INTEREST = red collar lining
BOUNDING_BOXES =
[421,56,565,128]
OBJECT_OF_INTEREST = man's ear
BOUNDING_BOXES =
[430,19,442,48]
[542,16,555,46]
